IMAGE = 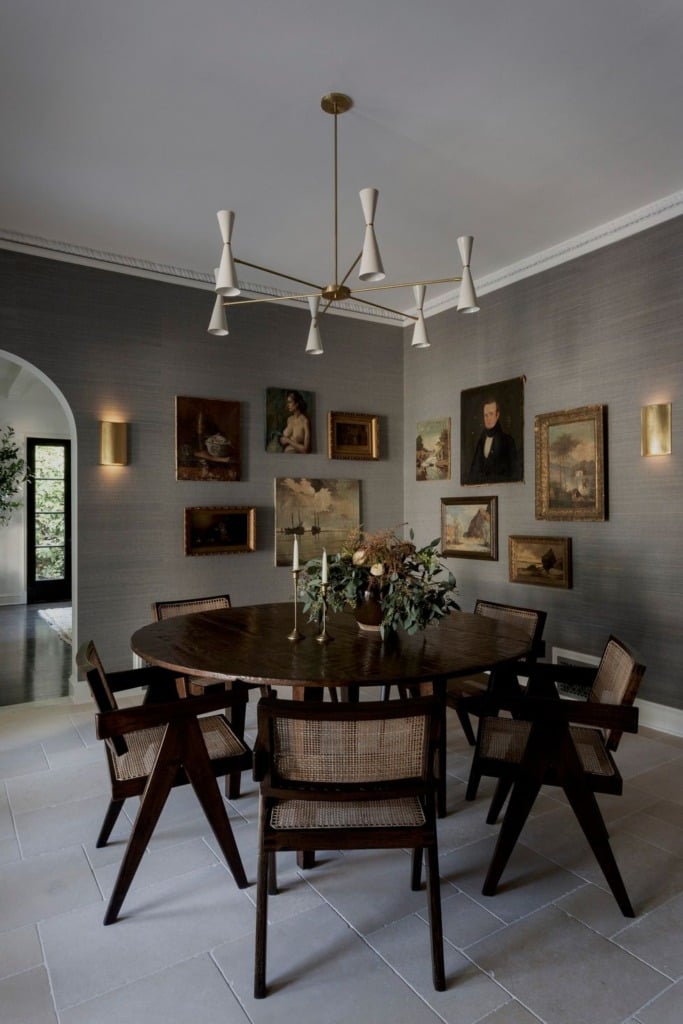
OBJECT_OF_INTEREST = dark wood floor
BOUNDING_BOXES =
[0,602,72,706]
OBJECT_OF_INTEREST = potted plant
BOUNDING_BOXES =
[298,525,459,637]
[0,426,29,526]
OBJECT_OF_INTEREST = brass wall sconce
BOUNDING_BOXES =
[641,403,672,457]
[100,421,129,465]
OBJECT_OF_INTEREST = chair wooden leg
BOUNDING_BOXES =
[182,719,248,889]
[486,778,513,824]
[254,827,269,999]
[455,705,476,746]
[96,798,125,848]
[563,781,635,916]
[411,847,423,890]
[482,777,542,897]
[426,843,446,991]
[225,684,248,800]
[465,762,482,802]
[104,730,183,924]
[267,851,278,896]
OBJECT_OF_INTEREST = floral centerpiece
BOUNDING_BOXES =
[298,525,459,637]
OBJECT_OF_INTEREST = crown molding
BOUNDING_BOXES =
[423,189,683,319]
[2,187,682,326]
[0,230,402,324]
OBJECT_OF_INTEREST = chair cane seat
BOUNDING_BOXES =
[270,796,426,830]
[111,715,248,782]
[478,717,618,779]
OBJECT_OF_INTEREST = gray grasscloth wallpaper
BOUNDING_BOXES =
[1,250,404,674]
[403,215,683,712]
[1,213,682,713]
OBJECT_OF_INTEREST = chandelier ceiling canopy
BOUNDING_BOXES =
[209,93,479,353]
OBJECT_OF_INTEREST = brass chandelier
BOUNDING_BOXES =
[208,93,479,353]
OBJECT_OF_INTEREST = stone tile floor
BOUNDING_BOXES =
[1,693,682,1024]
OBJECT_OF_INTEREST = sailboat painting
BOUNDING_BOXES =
[274,477,360,567]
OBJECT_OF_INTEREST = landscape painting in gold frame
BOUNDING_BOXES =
[327,412,379,460]
[509,535,572,589]
[184,506,255,556]
[535,404,606,521]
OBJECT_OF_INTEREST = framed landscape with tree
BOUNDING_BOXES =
[416,417,450,481]
[535,405,606,521]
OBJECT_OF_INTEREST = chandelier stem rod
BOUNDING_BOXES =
[333,105,340,287]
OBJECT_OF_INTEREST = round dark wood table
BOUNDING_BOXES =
[131,602,531,693]
[131,602,532,860]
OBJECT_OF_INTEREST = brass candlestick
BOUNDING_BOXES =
[315,582,332,643]
[288,569,303,641]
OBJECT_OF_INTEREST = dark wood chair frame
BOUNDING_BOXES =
[77,641,252,925]
[446,599,548,746]
[151,594,258,799]
[463,638,645,917]
[252,696,445,998]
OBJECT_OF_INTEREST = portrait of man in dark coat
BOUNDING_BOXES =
[461,377,524,485]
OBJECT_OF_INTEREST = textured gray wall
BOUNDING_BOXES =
[1,250,404,671]
[404,215,683,710]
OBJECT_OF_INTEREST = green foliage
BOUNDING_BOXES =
[298,525,459,638]
[0,426,29,526]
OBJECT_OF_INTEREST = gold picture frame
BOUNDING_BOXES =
[509,535,572,589]
[184,506,255,556]
[535,405,607,521]
[327,412,379,460]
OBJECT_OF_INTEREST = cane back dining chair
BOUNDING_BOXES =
[464,635,645,917]
[77,640,252,925]
[151,594,260,798]
[445,599,547,745]
[253,696,445,997]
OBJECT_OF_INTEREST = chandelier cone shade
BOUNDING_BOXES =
[411,285,430,348]
[305,295,323,355]
[208,269,229,335]
[210,93,479,351]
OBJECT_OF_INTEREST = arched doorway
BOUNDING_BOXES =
[0,351,77,705]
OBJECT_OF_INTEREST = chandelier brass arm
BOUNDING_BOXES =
[209,92,479,351]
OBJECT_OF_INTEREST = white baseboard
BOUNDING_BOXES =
[637,699,683,739]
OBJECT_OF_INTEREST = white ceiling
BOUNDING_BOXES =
[2,0,683,320]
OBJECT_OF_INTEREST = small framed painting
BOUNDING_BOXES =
[265,388,314,453]
[176,396,241,481]
[416,417,450,480]
[509,535,572,589]
[184,506,255,556]
[327,412,379,460]
[440,496,498,560]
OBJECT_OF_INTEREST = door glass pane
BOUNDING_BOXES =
[35,514,65,545]
[35,479,64,511]
[35,446,65,477]
[35,547,65,580]
[32,445,67,584]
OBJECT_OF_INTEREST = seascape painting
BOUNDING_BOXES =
[274,477,361,567]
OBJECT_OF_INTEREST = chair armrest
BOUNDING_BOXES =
[105,665,179,694]
[95,687,248,740]
[475,693,638,734]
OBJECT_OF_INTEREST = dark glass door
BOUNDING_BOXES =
[26,439,72,604]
